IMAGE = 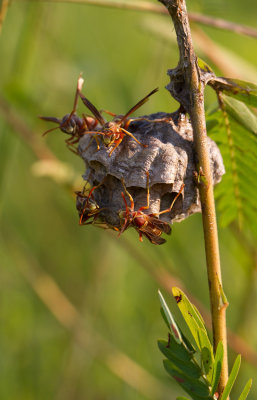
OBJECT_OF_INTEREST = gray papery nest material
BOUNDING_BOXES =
[77,111,225,228]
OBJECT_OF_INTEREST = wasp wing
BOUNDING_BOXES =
[139,229,167,245]
[79,93,106,126]
[145,216,172,235]
[134,216,171,245]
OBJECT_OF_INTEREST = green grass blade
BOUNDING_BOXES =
[238,379,252,400]
[220,355,241,400]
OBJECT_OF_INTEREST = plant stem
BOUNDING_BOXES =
[159,0,229,394]
[38,0,257,38]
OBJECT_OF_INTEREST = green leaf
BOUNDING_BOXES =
[171,288,214,382]
[172,288,213,362]
[212,78,257,108]
[158,290,182,344]
[180,330,196,354]
[198,58,214,74]
[163,359,211,400]
[223,95,257,135]
[160,307,171,331]
[220,355,241,400]
[158,338,192,363]
[211,342,224,396]
[238,379,252,400]
[158,340,201,379]
[206,117,219,132]
[207,103,257,239]
[200,341,213,381]
[192,304,206,328]
[172,288,207,335]
[176,397,191,400]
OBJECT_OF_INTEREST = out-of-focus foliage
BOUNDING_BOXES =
[207,94,257,236]
[159,290,252,400]
[0,0,256,399]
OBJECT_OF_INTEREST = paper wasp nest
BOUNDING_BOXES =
[77,112,225,228]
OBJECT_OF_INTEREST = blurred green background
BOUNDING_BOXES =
[0,0,256,399]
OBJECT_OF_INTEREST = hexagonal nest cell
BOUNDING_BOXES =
[76,111,225,231]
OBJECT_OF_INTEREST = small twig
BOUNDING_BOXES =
[192,26,257,82]
[189,12,257,39]
[27,0,257,38]
[159,0,229,394]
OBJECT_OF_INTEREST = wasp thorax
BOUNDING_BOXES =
[105,120,119,132]
[134,214,147,228]
[77,111,225,228]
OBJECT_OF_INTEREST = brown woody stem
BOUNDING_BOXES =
[159,0,229,394]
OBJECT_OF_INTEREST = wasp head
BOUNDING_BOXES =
[59,114,79,135]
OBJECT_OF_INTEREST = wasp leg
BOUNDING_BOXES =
[138,171,150,211]
[108,138,122,156]
[65,137,79,154]
[101,109,117,117]
[121,179,134,210]
[156,184,185,216]
[138,231,143,242]
[120,127,147,148]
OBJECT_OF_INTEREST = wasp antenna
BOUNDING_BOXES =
[149,87,159,96]
[77,75,84,91]
[42,125,60,136]
[121,87,159,123]
[39,116,61,124]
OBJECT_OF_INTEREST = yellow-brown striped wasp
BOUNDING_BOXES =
[76,181,103,226]
[118,172,184,245]
[40,76,100,153]
[78,87,158,156]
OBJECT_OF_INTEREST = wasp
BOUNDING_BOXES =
[78,87,158,156]
[118,172,184,245]
[76,180,121,231]
[39,76,100,153]
[76,181,103,226]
